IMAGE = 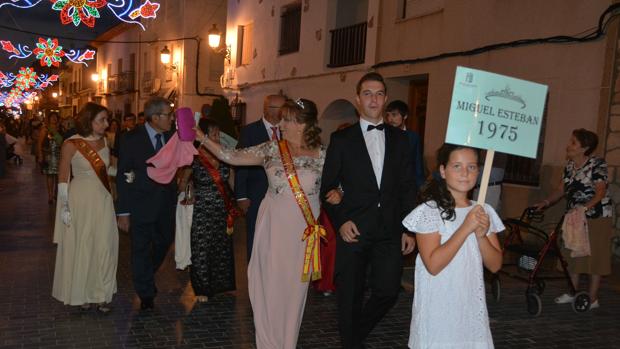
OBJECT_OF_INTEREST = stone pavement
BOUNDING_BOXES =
[0,156,619,349]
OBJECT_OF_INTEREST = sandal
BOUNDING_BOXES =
[79,304,91,311]
[196,296,209,303]
[96,303,112,314]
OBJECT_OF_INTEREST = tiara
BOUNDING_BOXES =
[294,98,305,109]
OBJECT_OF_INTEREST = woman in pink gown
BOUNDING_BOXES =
[195,99,341,348]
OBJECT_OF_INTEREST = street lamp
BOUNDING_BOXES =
[160,46,171,64]
[208,24,222,48]
[207,24,231,65]
[52,92,58,98]
[91,73,100,82]
[160,45,178,71]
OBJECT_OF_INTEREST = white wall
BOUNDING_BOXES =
[377,0,610,168]
[226,0,380,87]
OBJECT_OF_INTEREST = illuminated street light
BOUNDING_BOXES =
[160,46,171,64]
[207,24,221,49]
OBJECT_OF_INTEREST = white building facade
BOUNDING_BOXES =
[66,0,227,119]
[225,0,620,228]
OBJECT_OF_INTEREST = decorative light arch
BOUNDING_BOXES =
[0,0,160,29]
[1,37,96,67]
[0,68,59,91]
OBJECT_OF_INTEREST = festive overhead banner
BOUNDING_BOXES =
[0,89,37,107]
[0,0,160,29]
[1,37,96,67]
[0,68,59,91]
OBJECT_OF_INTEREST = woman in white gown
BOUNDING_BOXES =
[52,103,118,313]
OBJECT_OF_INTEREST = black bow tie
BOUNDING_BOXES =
[367,124,385,131]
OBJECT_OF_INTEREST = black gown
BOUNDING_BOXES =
[189,158,236,297]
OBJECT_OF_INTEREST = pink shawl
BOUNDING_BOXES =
[146,132,198,184]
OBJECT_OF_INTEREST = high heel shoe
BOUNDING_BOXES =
[96,303,111,314]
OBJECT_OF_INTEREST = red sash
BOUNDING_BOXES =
[69,138,111,193]
[277,140,327,282]
[198,148,240,235]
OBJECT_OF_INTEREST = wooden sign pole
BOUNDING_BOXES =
[476,149,495,206]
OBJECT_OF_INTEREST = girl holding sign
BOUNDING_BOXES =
[402,144,503,349]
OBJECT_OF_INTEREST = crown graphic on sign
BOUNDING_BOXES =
[485,86,526,109]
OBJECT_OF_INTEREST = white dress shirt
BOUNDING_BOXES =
[262,118,280,140]
[359,119,385,188]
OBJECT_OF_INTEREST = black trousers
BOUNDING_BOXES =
[130,213,174,299]
[335,234,403,349]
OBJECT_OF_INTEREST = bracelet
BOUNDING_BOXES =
[200,138,208,147]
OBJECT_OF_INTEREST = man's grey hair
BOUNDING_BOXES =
[144,97,170,121]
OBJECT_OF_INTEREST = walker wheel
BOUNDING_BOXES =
[572,291,591,313]
[491,277,501,302]
[526,290,542,316]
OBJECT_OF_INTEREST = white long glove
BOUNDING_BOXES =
[107,165,117,177]
[58,183,71,226]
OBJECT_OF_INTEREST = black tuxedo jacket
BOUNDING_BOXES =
[234,119,270,202]
[320,123,417,239]
[116,124,177,223]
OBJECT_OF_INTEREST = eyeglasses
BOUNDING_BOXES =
[158,111,174,118]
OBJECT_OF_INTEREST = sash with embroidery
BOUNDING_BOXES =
[69,138,111,193]
[198,148,240,235]
[277,140,327,282]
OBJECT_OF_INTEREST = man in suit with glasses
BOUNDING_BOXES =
[116,97,176,310]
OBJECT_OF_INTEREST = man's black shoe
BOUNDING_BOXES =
[140,297,154,310]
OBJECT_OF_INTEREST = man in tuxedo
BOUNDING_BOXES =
[116,97,176,310]
[385,100,426,189]
[235,94,285,260]
[321,73,417,349]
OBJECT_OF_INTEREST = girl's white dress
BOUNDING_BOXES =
[402,201,504,349]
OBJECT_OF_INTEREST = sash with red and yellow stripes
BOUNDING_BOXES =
[277,140,327,282]
[198,148,240,235]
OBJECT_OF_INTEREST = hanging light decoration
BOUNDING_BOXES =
[0,68,59,91]
[1,37,96,67]
[50,0,108,28]
[0,0,161,30]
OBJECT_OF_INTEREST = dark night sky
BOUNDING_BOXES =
[0,2,118,72]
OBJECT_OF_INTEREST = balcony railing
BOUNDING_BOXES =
[118,71,135,92]
[108,71,135,94]
[328,22,367,68]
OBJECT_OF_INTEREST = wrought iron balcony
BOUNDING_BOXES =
[328,22,367,68]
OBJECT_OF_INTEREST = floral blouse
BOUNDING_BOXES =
[219,140,325,196]
[563,157,612,219]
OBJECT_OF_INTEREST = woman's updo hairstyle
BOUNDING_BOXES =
[279,98,322,149]
[572,128,598,156]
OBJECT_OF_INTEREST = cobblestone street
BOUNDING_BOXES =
[1,157,619,349]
